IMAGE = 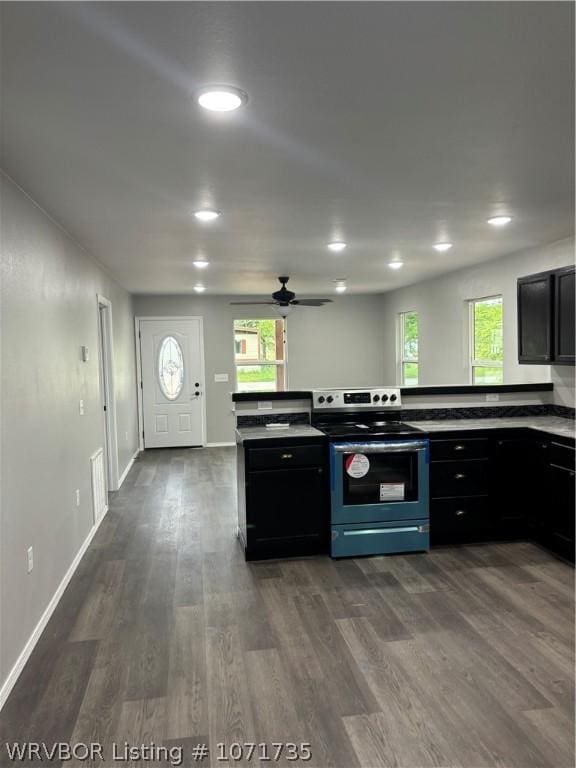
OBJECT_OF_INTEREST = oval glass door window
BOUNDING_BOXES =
[158,336,184,400]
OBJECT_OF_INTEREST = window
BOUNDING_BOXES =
[398,311,419,386]
[234,319,286,392]
[469,296,503,384]
[158,336,184,400]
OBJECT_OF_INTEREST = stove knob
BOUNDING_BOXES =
[373,394,380,402]
[318,396,325,404]
[381,394,389,403]
[326,395,334,404]
[390,394,398,402]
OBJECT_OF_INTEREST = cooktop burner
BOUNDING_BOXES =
[317,420,422,438]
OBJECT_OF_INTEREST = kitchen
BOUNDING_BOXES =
[1,2,574,767]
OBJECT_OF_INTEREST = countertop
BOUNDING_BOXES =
[406,415,575,440]
[235,424,325,444]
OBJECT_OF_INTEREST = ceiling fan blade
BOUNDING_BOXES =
[291,299,333,306]
[229,301,277,305]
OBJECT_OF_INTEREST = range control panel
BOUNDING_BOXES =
[312,388,402,410]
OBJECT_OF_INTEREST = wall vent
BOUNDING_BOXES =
[90,448,107,524]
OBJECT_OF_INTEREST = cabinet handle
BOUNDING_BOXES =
[454,445,465,451]
[454,473,466,480]
[281,453,293,460]
[455,509,467,517]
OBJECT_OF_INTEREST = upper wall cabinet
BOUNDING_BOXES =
[518,265,575,365]
[554,266,575,364]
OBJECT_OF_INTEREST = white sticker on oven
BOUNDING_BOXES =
[345,453,370,478]
[380,483,405,501]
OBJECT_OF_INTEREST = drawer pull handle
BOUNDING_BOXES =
[281,453,293,460]
[454,445,466,451]
[455,509,467,517]
[454,473,466,480]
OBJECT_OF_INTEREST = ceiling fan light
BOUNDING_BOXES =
[276,305,291,318]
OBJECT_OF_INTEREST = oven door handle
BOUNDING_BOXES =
[331,440,429,454]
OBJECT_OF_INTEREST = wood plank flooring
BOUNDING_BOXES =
[0,447,574,767]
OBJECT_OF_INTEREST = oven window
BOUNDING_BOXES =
[342,451,418,505]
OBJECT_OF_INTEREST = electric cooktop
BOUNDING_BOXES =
[316,421,423,438]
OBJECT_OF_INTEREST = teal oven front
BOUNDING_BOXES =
[329,439,430,557]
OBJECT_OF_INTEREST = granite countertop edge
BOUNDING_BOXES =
[406,416,575,440]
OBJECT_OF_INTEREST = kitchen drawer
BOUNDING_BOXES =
[431,497,495,544]
[549,441,575,471]
[247,444,324,470]
[430,459,488,498]
[430,437,489,461]
[331,519,429,558]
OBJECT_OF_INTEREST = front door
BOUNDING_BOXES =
[140,318,205,448]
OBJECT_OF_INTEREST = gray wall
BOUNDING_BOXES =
[133,294,384,443]
[380,237,575,405]
[0,174,139,690]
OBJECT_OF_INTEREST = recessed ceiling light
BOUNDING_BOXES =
[194,209,220,222]
[487,215,512,227]
[335,285,347,293]
[327,241,347,252]
[197,85,248,112]
[334,278,347,293]
[433,242,453,252]
[193,259,209,268]
[193,284,206,293]
[388,260,404,269]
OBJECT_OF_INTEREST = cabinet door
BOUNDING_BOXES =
[548,463,575,550]
[517,273,553,363]
[490,438,532,536]
[246,466,326,548]
[554,266,575,364]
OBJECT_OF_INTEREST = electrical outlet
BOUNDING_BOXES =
[79,399,85,415]
[258,401,273,410]
[75,489,80,507]
[27,546,34,574]
[486,393,500,402]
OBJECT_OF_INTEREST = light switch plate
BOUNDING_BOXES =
[214,373,229,382]
[79,399,85,415]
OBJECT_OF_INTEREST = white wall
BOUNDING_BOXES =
[380,237,575,404]
[0,174,139,692]
[133,294,384,443]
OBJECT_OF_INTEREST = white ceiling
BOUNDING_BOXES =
[1,1,574,295]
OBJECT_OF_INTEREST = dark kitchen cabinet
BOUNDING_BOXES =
[554,266,575,364]
[429,434,493,544]
[490,435,533,538]
[517,272,554,363]
[238,440,328,560]
[532,439,575,562]
[518,265,575,365]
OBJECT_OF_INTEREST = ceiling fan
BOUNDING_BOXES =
[229,276,333,317]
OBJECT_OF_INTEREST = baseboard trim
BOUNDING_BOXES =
[206,442,235,448]
[0,506,109,711]
[118,449,139,488]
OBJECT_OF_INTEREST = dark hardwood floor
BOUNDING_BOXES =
[1,447,574,767]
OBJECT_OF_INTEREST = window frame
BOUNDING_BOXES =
[233,318,288,393]
[397,310,419,387]
[468,295,503,384]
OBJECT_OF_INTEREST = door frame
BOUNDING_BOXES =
[97,295,120,491]
[135,316,207,451]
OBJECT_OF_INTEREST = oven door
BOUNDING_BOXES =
[330,440,429,524]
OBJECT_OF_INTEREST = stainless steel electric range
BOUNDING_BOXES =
[311,388,430,558]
